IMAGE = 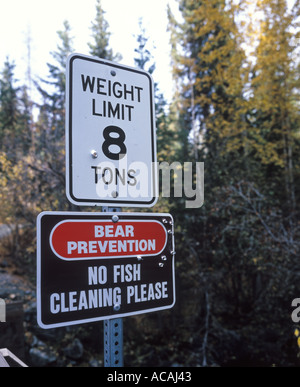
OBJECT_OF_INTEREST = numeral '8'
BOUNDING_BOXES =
[102,125,127,160]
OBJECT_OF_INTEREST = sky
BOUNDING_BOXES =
[0,0,180,103]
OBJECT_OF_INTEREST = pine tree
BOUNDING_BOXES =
[168,0,247,169]
[0,58,20,156]
[47,20,74,139]
[88,0,121,61]
[133,19,176,179]
[34,20,74,210]
[167,0,300,365]
[167,0,262,362]
[35,20,73,144]
[18,85,33,153]
[134,18,156,74]
[249,0,300,212]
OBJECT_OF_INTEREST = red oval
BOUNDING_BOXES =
[50,220,167,260]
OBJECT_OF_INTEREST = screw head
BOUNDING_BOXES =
[91,150,98,158]
[111,70,116,76]
[113,303,120,311]
[159,262,164,268]
[112,215,119,223]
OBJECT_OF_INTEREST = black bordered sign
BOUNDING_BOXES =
[65,53,158,207]
[37,211,175,329]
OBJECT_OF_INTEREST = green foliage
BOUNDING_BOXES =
[248,0,300,213]
[133,18,156,74]
[88,0,121,61]
[133,19,177,167]
[0,59,29,158]
[167,0,300,366]
[0,0,299,366]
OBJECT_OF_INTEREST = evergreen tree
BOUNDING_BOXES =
[169,0,246,165]
[18,85,33,154]
[134,18,156,74]
[167,0,300,365]
[88,0,121,61]
[249,0,300,212]
[0,58,20,156]
[133,18,176,213]
[36,19,73,143]
[45,20,74,140]
[34,20,75,210]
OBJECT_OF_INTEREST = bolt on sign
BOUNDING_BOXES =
[65,53,158,207]
[37,212,175,329]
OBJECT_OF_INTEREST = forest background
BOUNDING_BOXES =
[0,0,300,367]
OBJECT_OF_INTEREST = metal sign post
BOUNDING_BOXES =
[102,206,123,367]
[104,318,123,367]
[0,298,5,322]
